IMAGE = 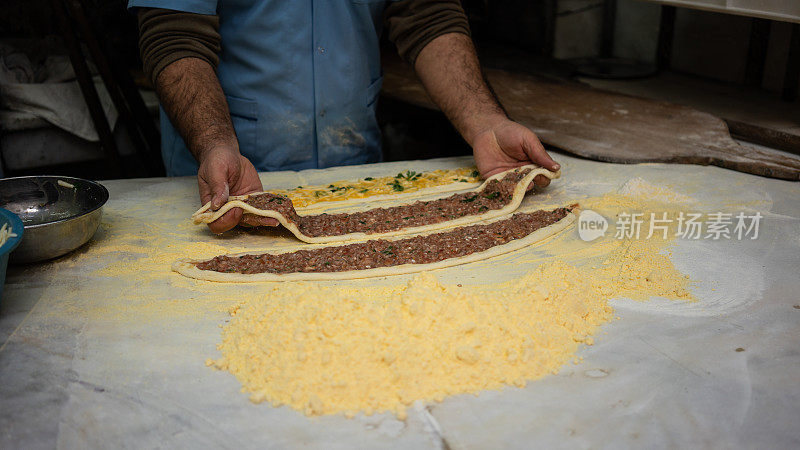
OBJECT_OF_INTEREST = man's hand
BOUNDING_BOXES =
[471,118,560,188]
[198,146,267,234]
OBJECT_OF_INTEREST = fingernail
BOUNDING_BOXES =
[553,164,560,170]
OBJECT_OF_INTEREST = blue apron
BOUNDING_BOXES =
[129,0,388,176]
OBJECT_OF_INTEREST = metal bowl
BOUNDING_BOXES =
[0,176,109,263]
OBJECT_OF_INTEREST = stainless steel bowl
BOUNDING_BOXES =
[0,176,109,263]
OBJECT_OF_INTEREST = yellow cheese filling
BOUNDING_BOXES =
[271,167,481,208]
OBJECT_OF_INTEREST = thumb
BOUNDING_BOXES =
[210,180,230,211]
[521,132,559,171]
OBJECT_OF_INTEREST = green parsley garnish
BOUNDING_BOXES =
[387,180,405,191]
[395,170,421,181]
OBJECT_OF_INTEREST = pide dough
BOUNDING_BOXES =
[173,205,578,282]
[191,165,560,244]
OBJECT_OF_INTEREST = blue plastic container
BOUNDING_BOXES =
[0,208,24,305]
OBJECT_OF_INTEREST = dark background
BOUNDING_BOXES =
[0,0,797,179]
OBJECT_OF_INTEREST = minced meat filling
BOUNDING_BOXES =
[196,206,572,274]
[241,169,532,237]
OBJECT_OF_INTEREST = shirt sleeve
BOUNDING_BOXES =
[128,0,218,15]
[384,0,471,67]
[137,8,221,87]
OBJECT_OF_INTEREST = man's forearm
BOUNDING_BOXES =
[155,57,237,161]
[413,33,507,146]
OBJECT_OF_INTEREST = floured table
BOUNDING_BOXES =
[1,154,798,448]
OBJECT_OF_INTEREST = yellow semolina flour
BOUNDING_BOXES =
[70,166,702,417]
[46,169,707,421]
[209,263,614,419]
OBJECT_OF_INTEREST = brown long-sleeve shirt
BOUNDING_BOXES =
[138,1,470,87]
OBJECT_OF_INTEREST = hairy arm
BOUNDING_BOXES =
[412,33,504,146]
[413,33,559,184]
[156,57,236,162]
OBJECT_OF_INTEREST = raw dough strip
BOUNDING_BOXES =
[173,205,578,282]
[191,165,560,244]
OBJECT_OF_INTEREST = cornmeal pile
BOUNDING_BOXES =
[210,264,613,419]
[208,184,695,419]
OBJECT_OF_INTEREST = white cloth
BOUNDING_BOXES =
[0,44,117,141]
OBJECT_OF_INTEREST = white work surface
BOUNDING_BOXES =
[1,154,798,448]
